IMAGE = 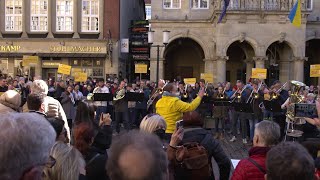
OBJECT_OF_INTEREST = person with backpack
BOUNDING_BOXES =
[231,120,280,180]
[167,111,231,180]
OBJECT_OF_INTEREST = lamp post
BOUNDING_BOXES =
[148,30,170,85]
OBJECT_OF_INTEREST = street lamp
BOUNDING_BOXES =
[148,30,170,85]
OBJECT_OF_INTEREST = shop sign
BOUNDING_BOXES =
[121,39,129,53]
[310,64,320,77]
[22,56,39,66]
[131,20,149,26]
[131,47,149,53]
[57,64,71,75]
[132,54,149,60]
[131,27,148,33]
[42,61,60,67]
[184,78,197,87]
[200,73,214,83]
[0,45,21,52]
[50,46,102,53]
[135,64,148,74]
[251,68,267,79]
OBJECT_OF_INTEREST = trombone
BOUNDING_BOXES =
[147,81,169,109]
[182,84,189,99]
[230,84,248,103]
[270,82,287,100]
[217,87,226,99]
[247,81,263,104]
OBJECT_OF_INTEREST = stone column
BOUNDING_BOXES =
[293,57,307,82]
[245,59,254,82]
[279,61,291,83]
[253,56,267,69]
[215,56,228,83]
[150,58,165,82]
[203,59,215,83]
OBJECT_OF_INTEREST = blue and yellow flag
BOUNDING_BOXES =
[288,0,301,27]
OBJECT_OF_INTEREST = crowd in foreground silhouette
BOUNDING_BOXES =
[0,77,320,180]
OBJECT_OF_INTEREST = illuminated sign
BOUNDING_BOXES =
[0,45,21,52]
[50,46,102,52]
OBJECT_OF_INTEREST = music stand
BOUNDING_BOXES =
[126,92,144,102]
[93,93,113,101]
[202,96,213,103]
[213,99,231,107]
[233,102,253,113]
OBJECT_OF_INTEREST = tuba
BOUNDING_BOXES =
[113,88,126,101]
[286,80,306,121]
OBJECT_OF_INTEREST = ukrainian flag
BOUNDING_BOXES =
[288,0,301,27]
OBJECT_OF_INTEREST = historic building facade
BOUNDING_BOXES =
[150,0,319,85]
[0,0,145,81]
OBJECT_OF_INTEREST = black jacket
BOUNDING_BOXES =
[180,128,231,180]
[85,146,109,180]
[92,125,113,152]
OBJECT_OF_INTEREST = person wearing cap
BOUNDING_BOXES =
[0,90,21,113]
[156,83,204,140]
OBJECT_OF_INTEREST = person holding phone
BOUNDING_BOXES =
[156,83,204,141]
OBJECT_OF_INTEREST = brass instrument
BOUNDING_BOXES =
[147,81,169,110]
[87,93,94,100]
[286,80,306,121]
[202,83,209,96]
[247,82,263,103]
[217,87,226,99]
[113,88,126,101]
[231,84,248,103]
[182,84,189,99]
[270,82,288,100]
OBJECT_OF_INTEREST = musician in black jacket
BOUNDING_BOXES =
[113,81,130,134]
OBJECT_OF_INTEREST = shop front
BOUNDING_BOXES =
[0,40,108,80]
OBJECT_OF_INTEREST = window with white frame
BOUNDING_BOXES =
[82,0,99,32]
[31,0,48,31]
[56,0,73,32]
[5,0,23,31]
[191,0,208,9]
[163,0,181,9]
[146,6,151,20]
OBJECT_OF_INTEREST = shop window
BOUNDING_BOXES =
[5,0,23,32]
[69,59,104,79]
[31,0,48,31]
[81,0,99,32]
[56,0,73,32]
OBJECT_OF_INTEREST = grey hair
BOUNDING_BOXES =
[140,114,167,134]
[254,120,280,146]
[0,113,56,180]
[31,80,49,95]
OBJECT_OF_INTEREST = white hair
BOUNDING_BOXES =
[140,114,167,133]
[0,113,56,180]
[31,80,49,95]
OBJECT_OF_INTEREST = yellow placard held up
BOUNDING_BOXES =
[72,68,82,76]
[57,64,72,75]
[200,73,213,83]
[251,68,267,79]
[22,56,39,66]
[310,64,320,77]
[135,64,148,74]
[184,78,197,87]
[74,72,87,82]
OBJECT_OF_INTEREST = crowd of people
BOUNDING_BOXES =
[1,75,320,180]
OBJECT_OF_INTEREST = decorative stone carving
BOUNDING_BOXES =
[215,56,229,62]
[239,32,246,43]
[279,32,286,43]
[293,57,308,62]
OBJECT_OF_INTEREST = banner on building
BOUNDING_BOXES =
[121,39,129,53]
[251,68,267,79]
[22,55,39,66]
[74,72,87,82]
[200,73,213,83]
[184,78,197,86]
[135,64,148,74]
[57,64,72,75]
[310,64,320,77]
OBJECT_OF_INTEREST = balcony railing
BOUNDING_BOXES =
[216,0,313,11]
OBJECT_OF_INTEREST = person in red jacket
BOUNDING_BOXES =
[231,120,280,180]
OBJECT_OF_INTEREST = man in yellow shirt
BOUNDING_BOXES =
[156,83,204,140]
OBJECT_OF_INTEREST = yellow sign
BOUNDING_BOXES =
[310,64,320,77]
[251,68,267,79]
[22,56,39,66]
[72,68,82,76]
[50,46,102,53]
[200,73,213,83]
[0,45,21,52]
[74,72,87,82]
[57,64,71,75]
[135,64,148,74]
[184,78,197,86]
